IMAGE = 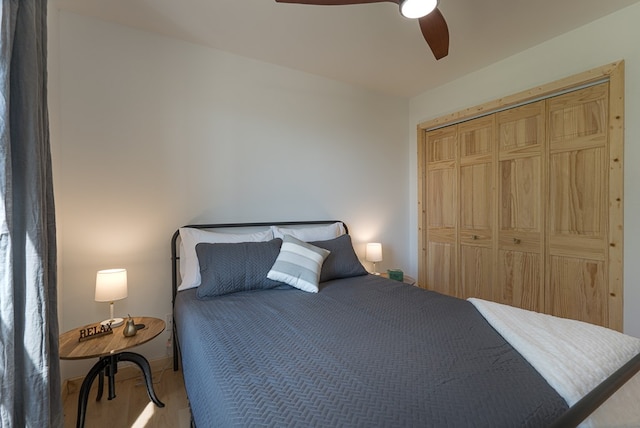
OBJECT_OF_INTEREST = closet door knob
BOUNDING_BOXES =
[472,235,479,240]
[513,238,521,244]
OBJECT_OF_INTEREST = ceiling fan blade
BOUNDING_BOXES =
[418,8,449,60]
[275,0,398,5]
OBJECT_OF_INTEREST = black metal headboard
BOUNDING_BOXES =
[170,220,347,370]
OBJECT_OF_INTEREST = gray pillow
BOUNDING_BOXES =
[311,234,368,282]
[196,238,283,299]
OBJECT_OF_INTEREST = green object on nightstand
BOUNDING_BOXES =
[387,269,404,281]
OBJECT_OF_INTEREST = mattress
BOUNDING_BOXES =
[175,274,568,427]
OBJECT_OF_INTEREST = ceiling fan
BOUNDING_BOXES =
[274,0,449,60]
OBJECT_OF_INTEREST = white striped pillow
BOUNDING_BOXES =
[267,234,330,293]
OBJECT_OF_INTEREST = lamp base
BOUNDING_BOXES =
[371,261,381,275]
[100,317,124,327]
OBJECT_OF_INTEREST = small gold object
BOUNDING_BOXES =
[123,314,137,337]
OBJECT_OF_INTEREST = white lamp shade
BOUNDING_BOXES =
[400,0,438,19]
[366,243,383,263]
[95,269,128,302]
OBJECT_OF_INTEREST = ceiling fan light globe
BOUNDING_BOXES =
[400,0,438,19]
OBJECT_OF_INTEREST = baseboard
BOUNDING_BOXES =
[63,356,173,397]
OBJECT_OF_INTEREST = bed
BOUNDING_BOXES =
[170,221,640,427]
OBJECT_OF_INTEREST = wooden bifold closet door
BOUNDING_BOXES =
[545,83,610,326]
[419,64,623,330]
[424,126,457,297]
[496,101,545,313]
[458,116,494,302]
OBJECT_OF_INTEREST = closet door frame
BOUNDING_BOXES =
[417,61,624,331]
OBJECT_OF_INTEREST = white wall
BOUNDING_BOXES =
[409,2,640,338]
[49,10,409,380]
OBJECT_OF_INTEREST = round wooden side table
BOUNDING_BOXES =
[59,316,165,428]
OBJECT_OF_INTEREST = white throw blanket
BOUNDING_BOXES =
[469,298,640,427]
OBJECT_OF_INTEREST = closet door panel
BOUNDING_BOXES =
[460,118,493,157]
[548,85,607,146]
[549,148,606,237]
[499,104,541,152]
[459,117,494,300]
[499,157,541,232]
[460,163,492,232]
[425,127,458,295]
[496,101,545,312]
[427,168,456,228]
[460,162,493,299]
[497,249,541,311]
[546,83,609,326]
[427,129,457,163]
[547,256,606,327]
[460,246,492,300]
[427,241,457,296]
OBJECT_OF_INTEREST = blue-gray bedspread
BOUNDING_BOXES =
[175,274,568,427]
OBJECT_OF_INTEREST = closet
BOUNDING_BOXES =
[418,63,624,331]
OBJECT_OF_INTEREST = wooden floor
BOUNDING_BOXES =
[62,361,191,428]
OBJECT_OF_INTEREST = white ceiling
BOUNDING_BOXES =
[51,0,640,98]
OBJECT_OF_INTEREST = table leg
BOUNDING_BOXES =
[74,352,165,427]
[76,357,110,428]
[107,354,117,400]
[117,351,165,407]
[96,368,104,401]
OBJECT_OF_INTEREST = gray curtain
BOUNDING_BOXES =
[0,0,62,427]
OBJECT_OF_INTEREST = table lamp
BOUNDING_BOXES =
[366,243,383,275]
[95,268,128,327]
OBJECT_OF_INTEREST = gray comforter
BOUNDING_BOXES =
[175,274,568,427]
